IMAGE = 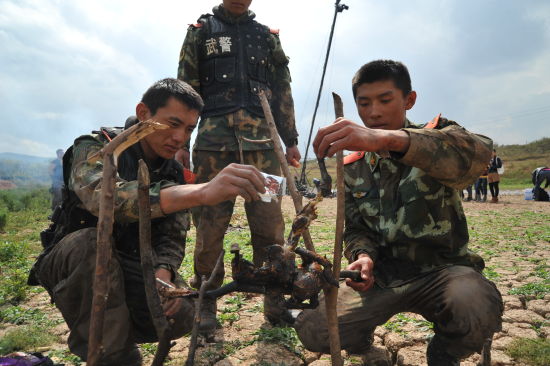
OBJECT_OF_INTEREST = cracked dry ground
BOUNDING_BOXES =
[3,195,549,365]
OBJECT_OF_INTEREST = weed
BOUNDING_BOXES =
[383,313,434,335]
[0,306,59,326]
[48,349,83,365]
[483,266,500,281]
[224,293,246,307]
[140,343,158,356]
[0,324,58,354]
[219,312,239,325]
[253,327,303,355]
[508,281,550,299]
[0,208,7,231]
[506,338,550,366]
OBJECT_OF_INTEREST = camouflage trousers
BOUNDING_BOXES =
[35,228,194,365]
[294,265,503,359]
[191,149,284,288]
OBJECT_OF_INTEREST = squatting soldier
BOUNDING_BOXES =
[293,60,504,365]
[28,79,269,365]
[178,0,301,333]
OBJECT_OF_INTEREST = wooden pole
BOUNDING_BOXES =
[258,91,315,252]
[87,121,168,365]
[138,159,173,366]
[323,92,345,366]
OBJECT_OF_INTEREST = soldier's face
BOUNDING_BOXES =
[223,0,252,16]
[355,80,416,131]
[138,98,199,160]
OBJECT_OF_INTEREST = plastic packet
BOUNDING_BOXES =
[258,172,286,203]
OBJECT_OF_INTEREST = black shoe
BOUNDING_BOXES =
[426,337,459,366]
[198,297,218,337]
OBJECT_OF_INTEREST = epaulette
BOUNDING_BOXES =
[269,28,280,35]
[424,113,441,129]
[344,151,365,165]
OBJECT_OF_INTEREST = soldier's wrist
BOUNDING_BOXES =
[285,137,298,148]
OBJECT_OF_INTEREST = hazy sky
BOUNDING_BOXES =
[1,0,549,158]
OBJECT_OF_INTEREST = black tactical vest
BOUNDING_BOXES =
[198,13,273,117]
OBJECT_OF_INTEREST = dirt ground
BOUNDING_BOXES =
[7,194,550,365]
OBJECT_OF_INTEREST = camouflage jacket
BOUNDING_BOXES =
[68,132,190,275]
[178,5,298,151]
[343,117,493,287]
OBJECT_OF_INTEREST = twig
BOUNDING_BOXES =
[185,250,225,366]
[87,121,167,366]
[138,159,173,366]
[258,91,315,252]
[323,92,345,366]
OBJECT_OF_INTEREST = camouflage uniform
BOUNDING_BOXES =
[294,118,503,361]
[32,131,194,365]
[178,4,298,287]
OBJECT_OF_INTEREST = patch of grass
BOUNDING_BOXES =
[0,324,58,354]
[140,343,158,357]
[218,312,239,325]
[508,281,550,299]
[483,266,500,281]
[224,293,246,307]
[48,349,83,366]
[383,313,434,335]
[253,326,303,355]
[506,338,550,366]
[0,306,60,326]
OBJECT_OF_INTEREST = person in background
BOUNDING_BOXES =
[487,149,502,203]
[475,166,488,202]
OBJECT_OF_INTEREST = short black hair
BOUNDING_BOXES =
[352,60,412,99]
[141,78,204,115]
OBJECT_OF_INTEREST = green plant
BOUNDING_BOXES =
[508,281,550,299]
[140,343,158,356]
[506,338,550,366]
[0,324,58,354]
[0,306,53,325]
[483,266,500,281]
[253,327,303,354]
[48,349,83,366]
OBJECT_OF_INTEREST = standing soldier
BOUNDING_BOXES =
[178,0,301,335]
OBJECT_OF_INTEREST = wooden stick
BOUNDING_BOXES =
[323,92,345,366]
[138,159,173,366]
[87,121,167,366]
[185,250,225,366]
[258,91,315,252]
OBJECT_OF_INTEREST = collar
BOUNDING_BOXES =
[213,4,255,24]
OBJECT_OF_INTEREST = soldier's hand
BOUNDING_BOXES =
[155,268,182,317]
[345,253,375,292]
[286,145,301,167]
[202,163,266,204]
[313,118,409,158]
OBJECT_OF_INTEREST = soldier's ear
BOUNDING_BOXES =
[136,102,151,122]
[405,91,417,110]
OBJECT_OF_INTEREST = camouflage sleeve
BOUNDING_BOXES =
[152,211,190,275]
[397,118,493,189]
[68,136,177,224]
[268,33,299,147]
[177,26,202,92]
[343,181,380,263]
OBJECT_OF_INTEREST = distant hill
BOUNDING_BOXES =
[0,152,52,164]
[0,152,52,188]
[292,137,550,190]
